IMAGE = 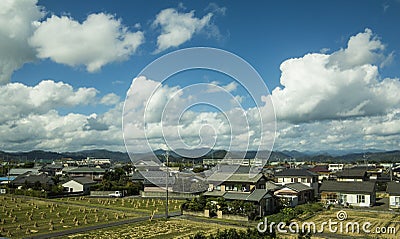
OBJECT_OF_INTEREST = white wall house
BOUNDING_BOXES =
[328,164,344,172]
[320,181,376,207]
[339,193,372,207]
[387,181,400,209]
[389,195,400,209]
[274,169,319,197]
[62,177,96,194]
[274,183,313,207]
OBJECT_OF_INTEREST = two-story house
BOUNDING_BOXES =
[204,166,277,217]
[274,168,319,197]
[309,165,332,183]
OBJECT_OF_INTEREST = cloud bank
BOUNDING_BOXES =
[0,80,123,151]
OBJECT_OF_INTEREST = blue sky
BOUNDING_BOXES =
[1,0,400,153]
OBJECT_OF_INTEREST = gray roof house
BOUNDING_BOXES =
[387,181,400,209]
[320,181,376,207]
[203,166,278,217]
[62,177,96,194]
[274,168,319,196]
[9,168,40,176]
[12,173,54,187]
[64,167,106,181]
[273,182,313,207]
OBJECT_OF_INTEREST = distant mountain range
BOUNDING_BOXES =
[0,149,130,163]
[1,148,400,163]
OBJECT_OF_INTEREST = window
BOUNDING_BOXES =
[357,195,365,204]
[340,194,347,204]
[225,185,237,191]
[395,197,400,205]
[342,194,347,202]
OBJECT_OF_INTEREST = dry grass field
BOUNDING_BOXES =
[61,218,240,239]
[288,209,400,239]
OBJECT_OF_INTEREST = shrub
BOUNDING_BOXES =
[182,195,207,212]
[190,228,276,239]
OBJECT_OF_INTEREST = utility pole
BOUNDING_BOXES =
[6,155,10,185]
[164,151,169,219]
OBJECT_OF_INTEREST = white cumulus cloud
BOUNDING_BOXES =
[328,28,387,70]
[29,13,144,72]
[271,29,400,123]
[0,0,43,84]
[153,8,213,53]
[100,93,120,106]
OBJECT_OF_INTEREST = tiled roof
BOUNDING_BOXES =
[141,171,176,185]
[387,181,400,196]
[9,168,40,175]
[207,172,263,184]
[266,181,281,191]
[274,169,318,177]
[131,171,145,180]
[12,173,54,185]
[335,167,367,178]
[203,190,226,197]
[71,177,96,185]
[246,189,271,201]
[309,165,330,173]
[223,189,270,202]
[284,183,312,192]
[223,192,249,200]
[320,181,375,194]
[66,167,105,173]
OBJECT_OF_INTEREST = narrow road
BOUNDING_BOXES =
[24,211,181,239]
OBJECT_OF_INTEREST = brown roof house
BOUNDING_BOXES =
[309,165,332,183]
